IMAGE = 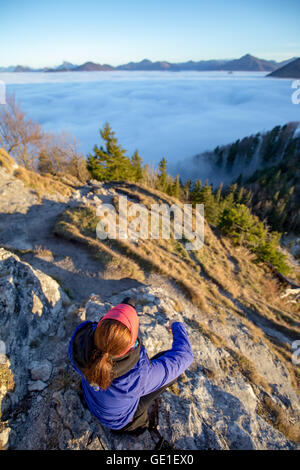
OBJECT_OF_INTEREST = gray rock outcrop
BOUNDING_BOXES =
[0,248,299,450]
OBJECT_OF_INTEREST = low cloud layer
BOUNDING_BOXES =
[2,71,299,174]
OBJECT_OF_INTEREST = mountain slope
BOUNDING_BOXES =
[117,58,176,71]
[0,150,300,449]
[56,61,77,71]
[14,65,35,72]
[116,54,279,72]
[0,250,299,449]
[46,61,114,72]
[176,122,300,234]
[73,61,114,71]
[243,138,300,233]
[223,54,277,71]
[268,57,300,79]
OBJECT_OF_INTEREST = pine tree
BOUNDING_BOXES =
[226,139,240,169]
[236,186,245,203]
[131,150,143,182]
[172,174,180,199]
[190,180,202,205]
[156,157,168,192]
[218,203,267,248]
[243,189,253,206]
[215,146,224,167]
[215,182,223,204]
[262,125,281,162]
[235,174,243,186]
[183,178,191,201]
[200,182,218,225]
[223,183,237,209]
[87,122,132,181]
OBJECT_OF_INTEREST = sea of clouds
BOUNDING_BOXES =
[1,71,299,176]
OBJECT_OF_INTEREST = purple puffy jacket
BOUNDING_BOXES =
[68,321,193,429]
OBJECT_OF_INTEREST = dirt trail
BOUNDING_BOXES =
[0,176,142,301]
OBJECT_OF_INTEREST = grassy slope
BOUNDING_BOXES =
[0,148,79,199]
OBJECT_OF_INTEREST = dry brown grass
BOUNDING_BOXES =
[13,166,73,198]
[257,395,300,443]
[0,359,15,394]
[109,188,210,308]
[170,298,183,312]
[218,346,273,397]
[114,181,181,208]
[113,239,206,306]
[231,349,271,392]
[184,317,226,348]
[54,206,145,281]
[265,338,300,395]
[260,277,282,303]
[46,172,84,188]
[61,196,209,306]
[169,382,181,396]
[0,148,15,171]
[34,245,54,260]
[202,367,217,379]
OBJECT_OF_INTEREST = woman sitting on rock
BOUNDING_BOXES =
[68,297,193,434]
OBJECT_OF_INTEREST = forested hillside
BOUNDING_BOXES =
[177,122,300,237]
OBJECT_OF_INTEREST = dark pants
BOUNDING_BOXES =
[113,350,178,433]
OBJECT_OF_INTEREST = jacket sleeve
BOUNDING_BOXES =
[68,321,91,375]
[140,322,194,396]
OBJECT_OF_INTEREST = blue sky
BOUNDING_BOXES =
[1,0,300,67]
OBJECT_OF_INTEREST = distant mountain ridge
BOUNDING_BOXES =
[55,61,78,71]
[117,54,286,72]
[221,54,277,71]
[0,54,297,73]
[267,57,300,79]
[45,61,114,72]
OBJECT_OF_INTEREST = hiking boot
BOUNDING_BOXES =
[148,398,160,430]
[126,426,149,436]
